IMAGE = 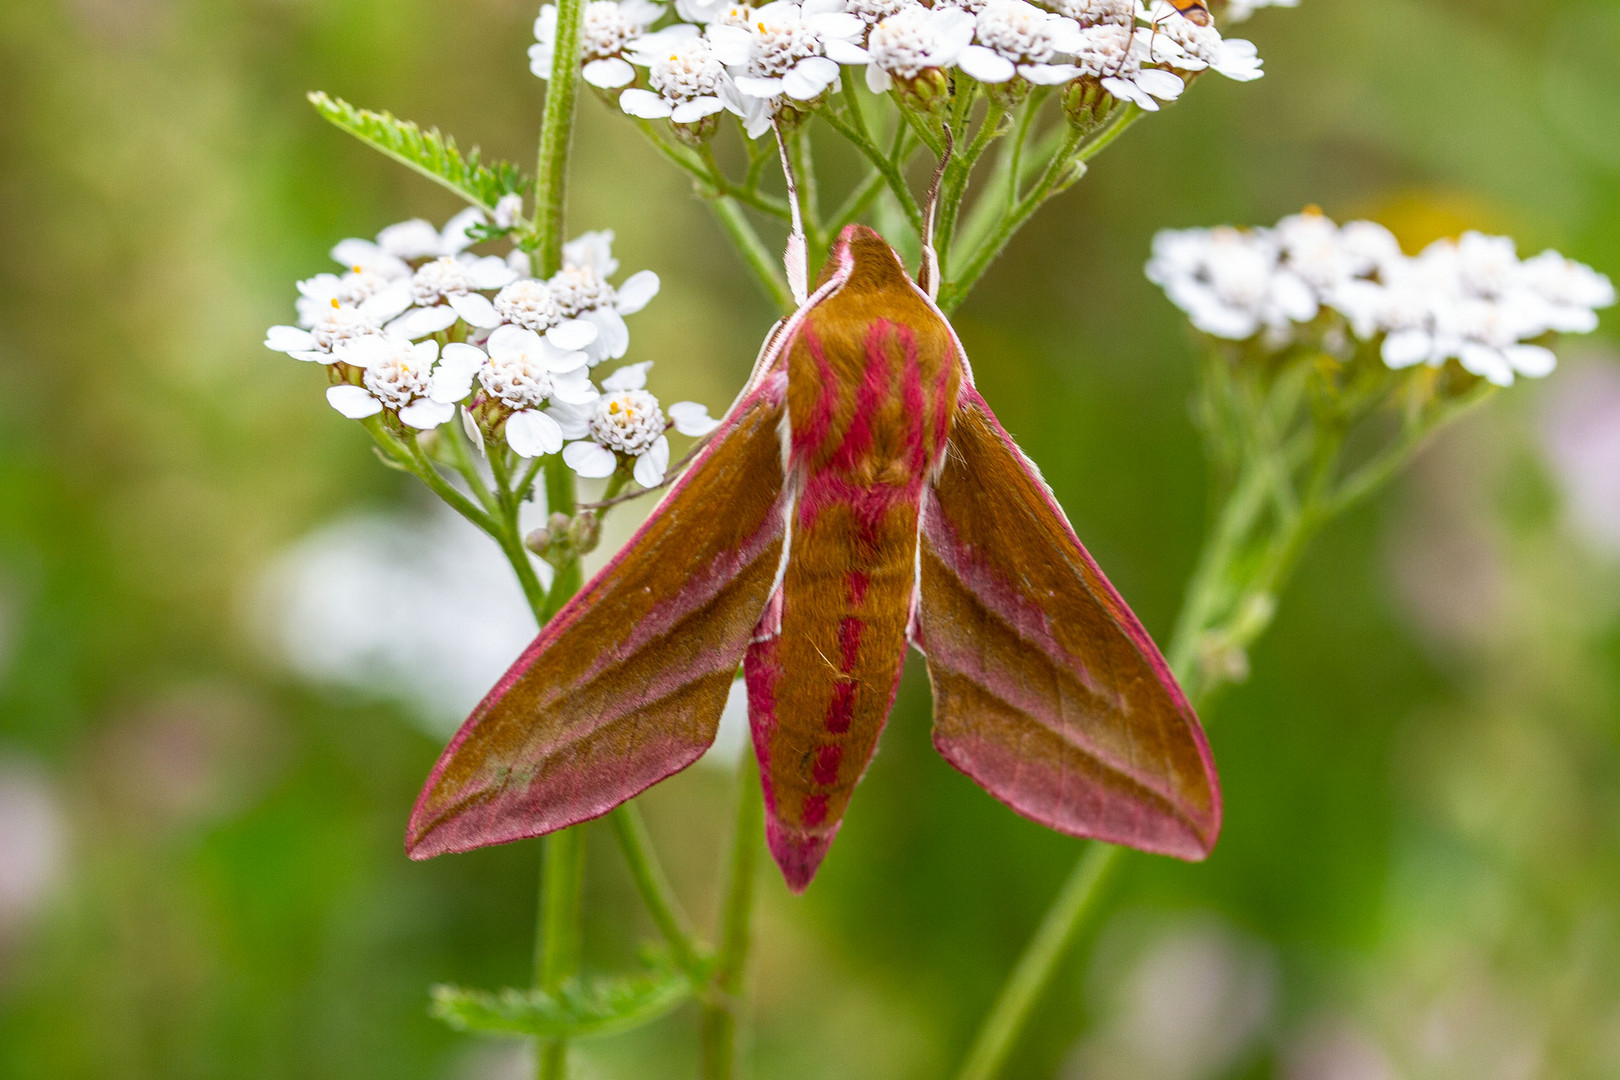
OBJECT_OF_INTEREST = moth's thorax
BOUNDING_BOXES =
[786,230,961,485]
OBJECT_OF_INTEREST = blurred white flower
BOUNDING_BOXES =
[1538,361,1620,556]
[256,509,542,734]
[1148,211,1613,384]
[957,0,1081,85]
[327,336,455,429]
[0,758,67,935]
[1222,0,1298,22]
[1146,225,1315,340]
[334,208,486,267]
[531,0,666,87]
[1068,913,1275,1080]
[295,266,412,328]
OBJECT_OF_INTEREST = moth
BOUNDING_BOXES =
[407,188,1221,891]
[1165,0,1212,25]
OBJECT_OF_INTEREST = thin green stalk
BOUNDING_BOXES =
[940,126,1083,311]
[707,195,796,314]
[936,102,1006,277]
[442,415,502,516]
[542,457,583,619]
[535,826,587,1080]
[789,125,823,253]
[610,805,707,980]
[820,107,925,236]
[700,765,764,1079]
[531,0,586,274]
[953,843,1122,1080]
[380,422,499,535]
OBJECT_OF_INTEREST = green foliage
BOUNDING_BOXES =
[429,957,698,1040]
[307,91,527,213]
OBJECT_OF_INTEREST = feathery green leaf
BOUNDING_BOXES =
[307,91,527,213]
[429,958,697,1039]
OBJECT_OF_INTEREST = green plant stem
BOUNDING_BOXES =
[707,196,796,314]
[953,843,1122,1080]
[936,102,1006,278]
[610,805,707,980]
[820,107,925,237]
[700,765,764,1079]
[534,826,587,1080]
[531,0,585,273]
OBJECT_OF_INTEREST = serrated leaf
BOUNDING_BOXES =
[430,962,695,1040]
[308,91,527,213]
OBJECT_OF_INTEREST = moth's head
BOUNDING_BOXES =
[815,224,916,297]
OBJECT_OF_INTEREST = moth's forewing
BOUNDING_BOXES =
[747,228,961,891]
[406,374,791,859]
[914,388,1221,860]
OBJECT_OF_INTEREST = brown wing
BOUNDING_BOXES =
[407,373,790,858]
[913,389,1221,860]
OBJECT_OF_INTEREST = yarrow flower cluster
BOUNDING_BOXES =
[531,0,1272,138]
[1147,209,1616,386]
[266,213,720,486]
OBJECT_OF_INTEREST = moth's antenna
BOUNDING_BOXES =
[919,124,954,302]
[773,121,809,306]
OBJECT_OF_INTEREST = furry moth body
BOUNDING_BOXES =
[406,225,1221,890]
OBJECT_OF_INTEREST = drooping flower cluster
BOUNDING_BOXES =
[531,0,1273,139]
[1146,209,1615,386]
[266,212,719,486]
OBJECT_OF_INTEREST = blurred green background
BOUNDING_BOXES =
[2,0,1619,1077]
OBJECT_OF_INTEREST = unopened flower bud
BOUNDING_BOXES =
[568,511,602,555]
[524,525,554,555]
[671,113,722,147]
[893,68,952,113]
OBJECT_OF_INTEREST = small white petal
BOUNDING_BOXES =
[808,11,863,38]
[398,399,456,429]
[735,75,787,99]
[461,406,486,453]
[601,360,654,391]
[547,319,600,351]
[447,291,504,328]
[506,409,566,457]
[671,97,727,123]
[466,256,520,289]
[1459,344,1515,387]
[784,56,841,100]
[621,88,675,118]
[326,385,384,419]
[1382,330,1433,369]
[552,368,602,405]
[669,400,721,436]
[584,57,638,88]
[290,350,330,363]
[564,440,619,478]
[1020,63,1080,85]
[865,64,892,93]
[359,282,415,321]
[585,309,631,361]
[823,38,872,64]
[548,401,596,439]
[1134,67,1185,100]
[614,270,661,316]
[430,343,486,403]
[541,341,591,373]
[707,25,754,65]
[265,325,317,353]
[439,208,486,254]
[1505,343,1557,378]
[957,45,1015,84]
[634,435,671,488]
[386,305,461,339]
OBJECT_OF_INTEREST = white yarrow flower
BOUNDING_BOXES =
[865,4,975,91]
[957,0,1082,84]
[622,29,734,123]
[266,302,388,363]
[1073,23,1184,108]
[327,337,455,429]
[708,0,868,112]
[531,0,665,88]
[1146,226,1315,340]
